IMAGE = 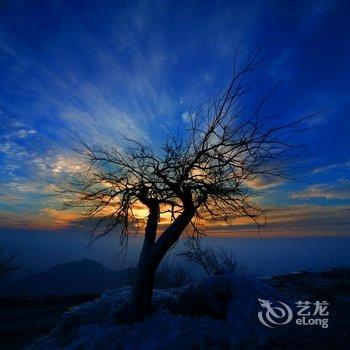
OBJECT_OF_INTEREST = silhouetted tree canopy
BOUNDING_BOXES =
[64,46,316,320]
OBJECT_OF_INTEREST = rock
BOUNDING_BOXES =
[177,286,225,319]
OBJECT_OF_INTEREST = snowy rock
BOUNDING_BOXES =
[198,274,234,307]
[50,286,132,342]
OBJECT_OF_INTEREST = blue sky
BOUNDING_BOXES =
[0,0,349,236]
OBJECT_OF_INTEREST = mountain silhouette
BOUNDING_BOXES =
[1,259,133,296]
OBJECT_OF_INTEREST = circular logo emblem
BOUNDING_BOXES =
[258,298,293,328]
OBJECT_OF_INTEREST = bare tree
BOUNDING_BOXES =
[65,47,312,321]
[179,238,237,275]
[154,260,192,289]
[0,245,20,281]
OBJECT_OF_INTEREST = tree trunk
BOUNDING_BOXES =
[129,206,195,322]
[129,201,159,321]
[129,243,158,321]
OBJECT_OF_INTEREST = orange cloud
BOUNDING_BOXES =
[0,208,83,230]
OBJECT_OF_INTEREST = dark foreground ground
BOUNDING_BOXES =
[0,268,349,350]
[0,294,97,350]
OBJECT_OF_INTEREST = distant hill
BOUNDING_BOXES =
[0,259,133,296]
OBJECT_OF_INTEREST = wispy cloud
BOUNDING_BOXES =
[244,176,285,190]
[207,204,350,237]
[312,160,350,174]
[291,179,350,200]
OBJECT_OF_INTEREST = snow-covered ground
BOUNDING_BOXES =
[28,271,289,350]
[28,269,350,350]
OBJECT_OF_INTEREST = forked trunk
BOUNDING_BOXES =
[129,206,195,322]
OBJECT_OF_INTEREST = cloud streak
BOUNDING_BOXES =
[291,179,350,200]
[312,160,350,174]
